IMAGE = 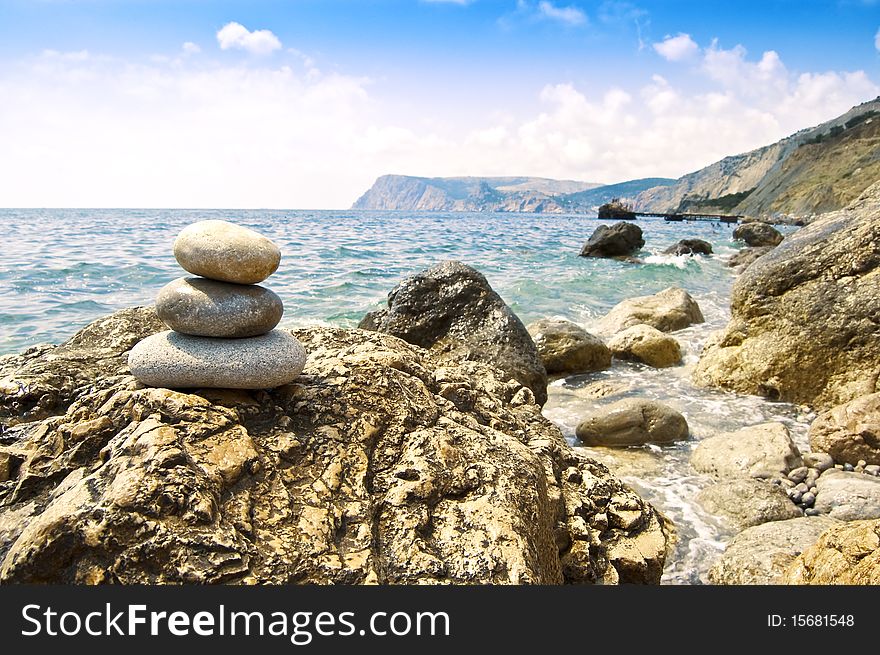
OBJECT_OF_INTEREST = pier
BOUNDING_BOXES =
[634,211,741,224]
[597,200,741,224]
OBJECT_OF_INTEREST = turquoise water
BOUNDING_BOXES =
[0,209,811,583]
[0,209,737,354]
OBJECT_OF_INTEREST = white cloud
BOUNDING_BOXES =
[875,27,880,51]
[0,43,877,208]
[538,2,587,26]
[216,22,282,56]
[653,33,699,61]
[182,42,201,55]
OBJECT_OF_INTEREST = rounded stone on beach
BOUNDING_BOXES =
[173,220,281,284]
[128,329,306,389]
[575,398,689,447]
[156,277,283,338]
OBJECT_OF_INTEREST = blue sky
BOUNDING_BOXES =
[1,0,879,207]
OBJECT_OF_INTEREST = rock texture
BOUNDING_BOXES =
[690,422,803,480]
[784,519,880,585]
[809,393,880,466]
[173,220,281,285]
[813,469,880,521]
[727,246,773,271]
[697,479,802,531]
[732,222,784,247]
[579,222,644,258]
[0,309,669,584]
[526,319,611,375]
[0,307,166,425]
[694,182,880,409]
[156,277,283,338]
[663,239,713,256]
[708,516,839,585]
[596,287,704,335]
[359,261,548,405]
[128,330,307,389]
[607,325,682,368]
[575,399,689,447]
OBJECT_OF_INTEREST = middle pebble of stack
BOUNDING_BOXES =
[129,219,306,389]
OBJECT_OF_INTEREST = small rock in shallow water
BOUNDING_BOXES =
[526,318,611,374]
[156,277,283,338]
[800,492,816,507]
[128,329,306,389]
[732,222,784,247]
[173,220,281,284]
[663,239,713,256]
[607,324,682,368]
[575,398,688,447]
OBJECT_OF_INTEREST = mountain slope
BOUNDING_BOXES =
[561,177,675,210]
[635,97,880,218]
[351,175,602,212]
[351,175,672,213]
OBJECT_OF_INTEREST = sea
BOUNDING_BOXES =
[0,208,813,584]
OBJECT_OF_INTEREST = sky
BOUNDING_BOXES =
[1,0,879,208]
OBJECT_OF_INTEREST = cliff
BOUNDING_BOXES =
[635,97,880,219]
[351,175,603,212]
[351,175,675,213]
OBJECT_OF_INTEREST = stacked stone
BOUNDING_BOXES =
[129,220,306,389]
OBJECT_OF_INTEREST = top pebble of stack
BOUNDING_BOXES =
[174,219,281,285]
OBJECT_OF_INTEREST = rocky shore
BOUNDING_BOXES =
[0,313,669,584]
[3,180,880,586]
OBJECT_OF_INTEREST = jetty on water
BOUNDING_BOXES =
[597,199,741,224]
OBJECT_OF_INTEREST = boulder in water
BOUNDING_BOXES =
[359,261,548,405]
[575,399,689,447]
[694,183,880,409]
[596,287,704,335]
[663,239,712,256]
[579,222,644,258]
[733,222,784,247]
[727,246,774,271]
[607,324,682,368]
[526,319,611,375]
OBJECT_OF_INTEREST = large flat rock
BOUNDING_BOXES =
[128,330,306,389]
